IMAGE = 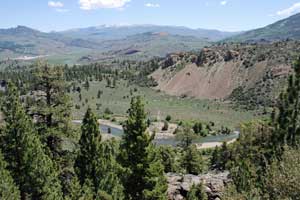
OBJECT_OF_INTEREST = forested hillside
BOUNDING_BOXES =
[0,56,299,199]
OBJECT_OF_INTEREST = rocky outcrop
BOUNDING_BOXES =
[166,171,230,200]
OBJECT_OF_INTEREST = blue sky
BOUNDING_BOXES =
[1,0,300,32]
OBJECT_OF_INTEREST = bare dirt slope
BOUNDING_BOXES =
[150,41,299,106]
[151,60,289,100]
[153,62,235,99]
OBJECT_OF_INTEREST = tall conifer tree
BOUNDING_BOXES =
[75,108,124,199]
[30,63,72,140]
[75,107,101,186]
[120,96,167,200]
[272,56,300,150]
[1,83,63,200]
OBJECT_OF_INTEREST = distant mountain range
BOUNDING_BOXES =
[227,13,300,42]
[0,26,103,60]
[1,12,300,64]
[0,25,237,63]
[82,32,211,61]
[60,24,238,41]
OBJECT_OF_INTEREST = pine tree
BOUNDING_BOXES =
[75,107,101,187]
[97,90,102,99]
[106,77,111,88]
[112,77,117,88]
[0,150,20,200]
[30,63,75,189]
[1,82,63,200]
[30,63,72,139]
[120,96,152,199]
[182,144,203,175]
[95,140,125,200]
[193,122,203,135]
[272,56,300,149]
[225,122,272,195]
[187,183,208,200]
[175,126,197,149]
[23,130,64,200]
[143,147,168,200]
[265,147,300,199]
[210,146,221,170]
[84,79,90,91]
[75,108,124,199]
[219,142,230,170]
[211,142,230,171]
[120,96,167,200]
[158,146,179,173]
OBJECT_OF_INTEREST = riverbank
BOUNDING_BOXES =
[196,138,237,149]
[97,119,123,130]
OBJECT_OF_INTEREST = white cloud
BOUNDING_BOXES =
[56,8,69,13]
[79,0,131,10]
[145,3,160,8]
[48,1,64,8]
[276,2,300,16]
[220,1,227,6]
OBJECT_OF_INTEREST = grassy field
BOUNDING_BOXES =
[69,80,261,129]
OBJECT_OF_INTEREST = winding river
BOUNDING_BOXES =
[73,120,239,147]
[100,124,239,147]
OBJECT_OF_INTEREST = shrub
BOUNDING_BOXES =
[75,105,81,110]
[162,121,169,131]
[165,115,172,122]
[104,108,113,115]
[193,122,203,134]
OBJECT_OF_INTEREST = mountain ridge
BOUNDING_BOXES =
[1,12,300,64]
[59,24,240,41]
[226,12,300,42]
[0,26,211,63]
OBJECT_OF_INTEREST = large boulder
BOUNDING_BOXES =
[166,171,230,200]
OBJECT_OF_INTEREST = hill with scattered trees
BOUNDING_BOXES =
[149,41,300,109]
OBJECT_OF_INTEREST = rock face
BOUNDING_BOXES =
[166,171,230,200]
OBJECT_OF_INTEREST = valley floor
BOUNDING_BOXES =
[70,80,261,129]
